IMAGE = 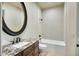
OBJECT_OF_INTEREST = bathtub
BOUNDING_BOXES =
[39,38,65,53]
[40,38,65,46]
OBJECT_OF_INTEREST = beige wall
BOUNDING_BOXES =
[0,2,1,56]
[1,2,42,46]
[42,5,64,41]
[76,2,79,56]
[65,2,77,56]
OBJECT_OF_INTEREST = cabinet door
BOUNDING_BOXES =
[34,46,39,56]
[28,50,34,56]
[23,45,34,56]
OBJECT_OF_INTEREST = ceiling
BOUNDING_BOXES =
[3,2,23,10]
[36,2,64,10]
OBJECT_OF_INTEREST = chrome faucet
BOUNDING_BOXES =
[10,37,21,44]
[16,37,21,43]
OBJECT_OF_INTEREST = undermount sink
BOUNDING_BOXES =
[12,41,29,48]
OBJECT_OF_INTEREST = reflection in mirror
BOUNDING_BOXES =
[2,2,27,36]
[2,2,24,32]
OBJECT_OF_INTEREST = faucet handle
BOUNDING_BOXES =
[10,41,14,44]
[16,37,21,43]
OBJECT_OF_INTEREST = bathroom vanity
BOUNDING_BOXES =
[2,38,39,56]
[15,40,39,56]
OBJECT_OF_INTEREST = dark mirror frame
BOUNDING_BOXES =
[2,2,27,36]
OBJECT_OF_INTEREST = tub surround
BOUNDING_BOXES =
[2,38,39,56]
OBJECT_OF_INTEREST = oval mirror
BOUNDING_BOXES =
[2,2,27,36]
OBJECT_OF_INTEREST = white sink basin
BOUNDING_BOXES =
[12,41,29,48]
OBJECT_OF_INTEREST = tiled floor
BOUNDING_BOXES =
[40,49,65,56]
[39,43,65,56]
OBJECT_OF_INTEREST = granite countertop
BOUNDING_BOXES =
[2,38,39,56]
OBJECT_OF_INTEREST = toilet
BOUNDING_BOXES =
[39,44,47,50]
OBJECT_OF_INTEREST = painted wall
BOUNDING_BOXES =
[65,2,77,56]
[42,5,64,41]
[1,2,42,46]
[76,2,79,56]
[0,2,1,56]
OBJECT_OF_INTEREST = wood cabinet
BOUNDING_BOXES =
[15,40,39,56]
[15,52,22,56]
